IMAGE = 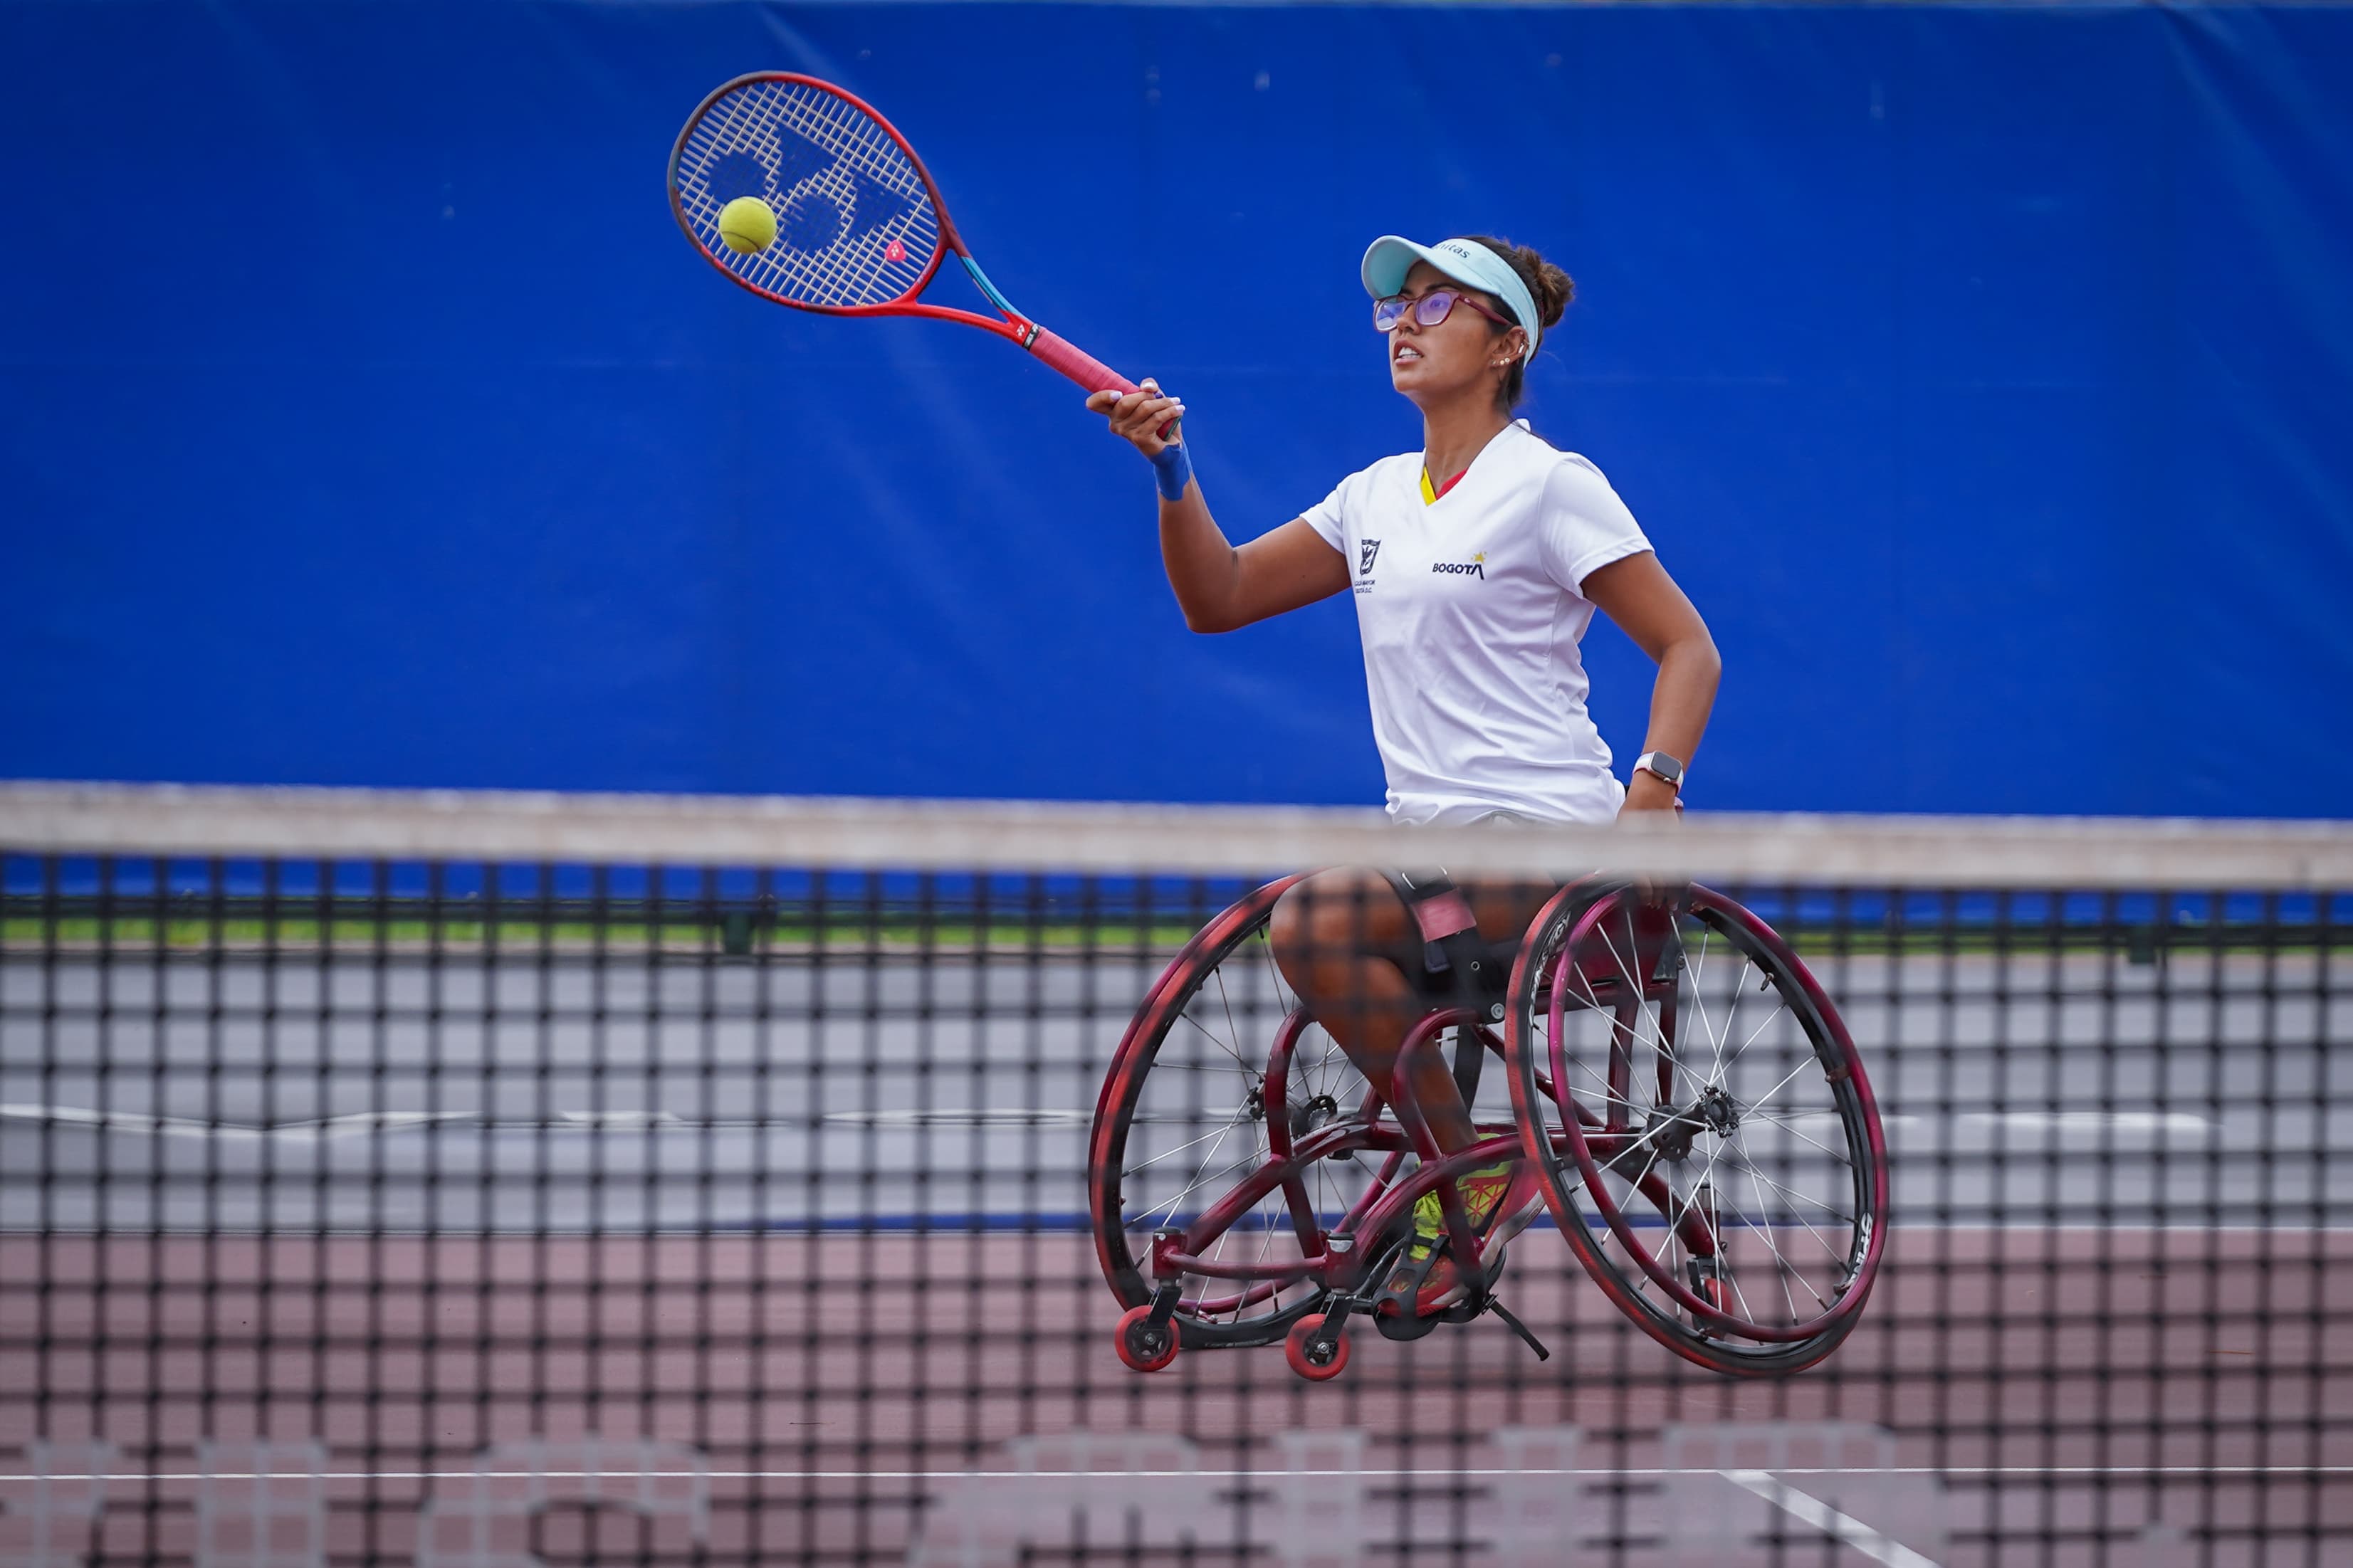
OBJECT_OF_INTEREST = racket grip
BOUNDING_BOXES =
[1032,327,1182,441]
[1028,327,1138,398]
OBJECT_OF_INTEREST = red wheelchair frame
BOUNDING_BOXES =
[1089,873,1890,1382]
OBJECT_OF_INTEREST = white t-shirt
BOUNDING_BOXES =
[1301,420,1652,826]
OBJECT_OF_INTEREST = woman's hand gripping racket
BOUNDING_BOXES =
[668,73,1164,425]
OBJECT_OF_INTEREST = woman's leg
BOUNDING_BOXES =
[1269,868,1552,1152]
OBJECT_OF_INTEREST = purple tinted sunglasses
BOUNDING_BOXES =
[1373,288,1516,333]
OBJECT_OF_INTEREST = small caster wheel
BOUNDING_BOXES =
[1115,1304,1180,1372]
[1284,1312,1349,1382]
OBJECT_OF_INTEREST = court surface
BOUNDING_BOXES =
[4,946,2347,1564]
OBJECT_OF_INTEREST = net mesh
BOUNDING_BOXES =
[672,77,940,310]
[2,784,2348,1567]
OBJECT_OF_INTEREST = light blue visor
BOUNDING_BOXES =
[1361,235,1540,365]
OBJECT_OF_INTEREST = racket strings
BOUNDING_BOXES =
[675,78,940,308]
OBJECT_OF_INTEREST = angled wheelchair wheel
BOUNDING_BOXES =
[1505,879,1889,1377]
[1089,878,1416,1349]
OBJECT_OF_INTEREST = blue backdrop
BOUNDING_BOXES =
[2,1,2347,816]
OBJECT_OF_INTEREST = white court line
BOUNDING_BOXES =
[821,1108,1093,1126]
[0,1105,473,1141]
[1720,1468,1942,1568]
[1956,1111,2213,1137]
[1,1104,1100,1135]
[4,1464,2347,1484]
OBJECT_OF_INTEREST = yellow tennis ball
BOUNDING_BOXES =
[717,196,777,255]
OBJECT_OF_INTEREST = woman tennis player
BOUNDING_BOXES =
[1088,234,1720,1317]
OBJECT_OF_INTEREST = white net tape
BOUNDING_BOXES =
[4,782,2348,888]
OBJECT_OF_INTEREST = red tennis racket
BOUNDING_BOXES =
[668,73,1146,401]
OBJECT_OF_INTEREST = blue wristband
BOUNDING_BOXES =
[1148,438,1193,503]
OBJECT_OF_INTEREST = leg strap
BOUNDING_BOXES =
[1380,870,1510,1024]
[1381,870,1475,952]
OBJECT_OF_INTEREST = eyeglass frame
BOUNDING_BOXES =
[1372,287,1519,335]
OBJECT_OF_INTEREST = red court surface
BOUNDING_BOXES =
[4,1226,2348,1564]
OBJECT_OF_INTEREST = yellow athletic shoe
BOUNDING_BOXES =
[1383,1161,1542,1316]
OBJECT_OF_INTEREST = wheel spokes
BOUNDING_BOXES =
[1531,892,1877,1352]
[1115,915,1385,1332]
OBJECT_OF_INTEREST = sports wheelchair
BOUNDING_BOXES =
[1088,875,1888,1381]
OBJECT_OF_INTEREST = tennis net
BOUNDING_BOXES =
[2,782,2349,1567]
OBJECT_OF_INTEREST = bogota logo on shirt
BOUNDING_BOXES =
[1359,540,1380,575]
[1432,552,1487,581]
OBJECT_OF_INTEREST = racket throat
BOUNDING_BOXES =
[958,255,1034,337]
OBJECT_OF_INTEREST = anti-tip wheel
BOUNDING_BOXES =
[1114,1304,1180,1373]
[1284,1313,1350,1382]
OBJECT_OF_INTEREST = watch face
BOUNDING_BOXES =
[1644,752,1683,784]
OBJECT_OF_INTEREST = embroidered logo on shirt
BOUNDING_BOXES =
[1359,539,1381,576]
[1432,552,1487,581]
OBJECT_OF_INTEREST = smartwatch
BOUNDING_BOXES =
[1633,751,1686,793]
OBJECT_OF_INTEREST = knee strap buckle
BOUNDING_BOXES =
[1383,870,1509,1024]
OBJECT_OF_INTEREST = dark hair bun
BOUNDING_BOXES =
[1467,235,1574,331]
